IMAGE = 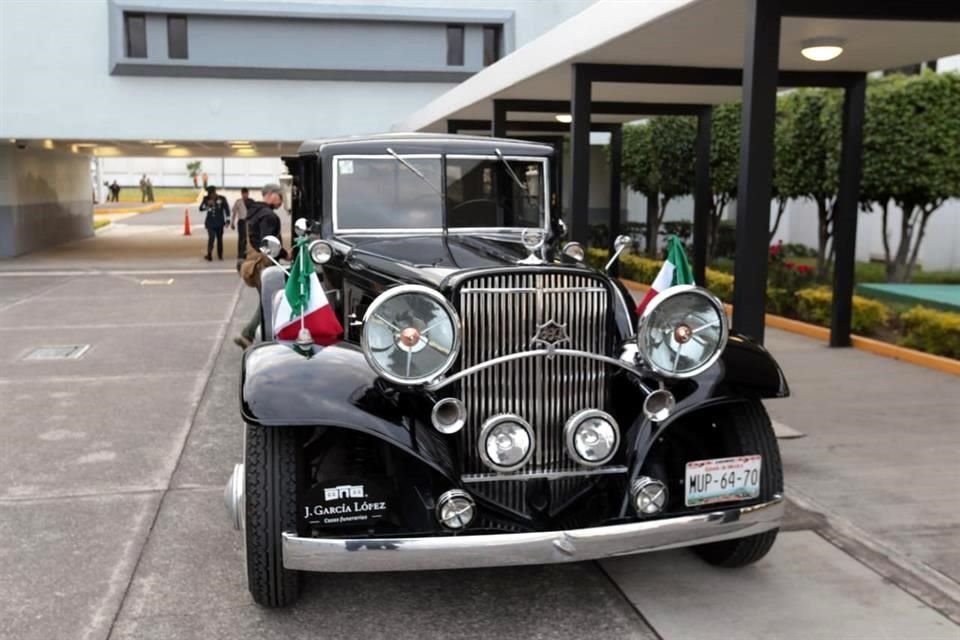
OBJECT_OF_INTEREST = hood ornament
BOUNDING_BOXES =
[531,320,570,358]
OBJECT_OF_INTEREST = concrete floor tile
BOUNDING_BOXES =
[1,376,200,498]
[0,492,160,640]
[601,531,957,640]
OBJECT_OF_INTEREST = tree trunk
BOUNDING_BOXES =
[768,198,787,243]
[645,193,659,257]
[889,202,917,283]
[880,200,894,281]
[904,203,941,281]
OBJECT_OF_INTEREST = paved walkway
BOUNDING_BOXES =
[0,231,957,639]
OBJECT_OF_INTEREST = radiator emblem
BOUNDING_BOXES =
[531,320,570,357]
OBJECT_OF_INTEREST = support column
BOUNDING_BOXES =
[570,64,592,244]
[693,107,712,286]
[94,156,104,204]
[830,74,867,347]
[732,0,781,344]
[608,125,623,275]
[447,121,457,134]
[492,100,508,138]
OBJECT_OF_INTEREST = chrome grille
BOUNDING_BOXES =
[457,270,610,490]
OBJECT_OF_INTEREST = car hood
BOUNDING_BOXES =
[341,234,583,287]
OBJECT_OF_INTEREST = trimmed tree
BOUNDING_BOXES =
[708,102,740,260]
[622,117,696,256]
[859,72,960,282]
[773,88,842,281]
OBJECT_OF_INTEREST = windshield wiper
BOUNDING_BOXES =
[495,148,529,193]
[386,147,441,194]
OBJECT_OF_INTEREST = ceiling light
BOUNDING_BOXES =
[555,114,573,123]
[143,139,164,144]
[153,144,176,149]
[800,37,845,62]
[165,147,191,157]
[228,140,250,145]
[73,143,97,148]
[43,139,55,149]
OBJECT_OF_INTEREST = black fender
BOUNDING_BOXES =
[718,334,789,398]
[240,341,455,480]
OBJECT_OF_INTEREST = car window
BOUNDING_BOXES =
[335,156,442,230]
[446,157,544,229]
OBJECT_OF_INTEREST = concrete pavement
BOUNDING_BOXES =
[1,230,958,639]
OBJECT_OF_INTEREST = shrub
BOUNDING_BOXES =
[900,306,960,359]
[795,287,890,336]
[705,269,734,302]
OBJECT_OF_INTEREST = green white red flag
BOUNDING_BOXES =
[636,235,695,315]
[274,243,343,345]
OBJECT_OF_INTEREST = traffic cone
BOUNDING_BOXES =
[183,208,191,236]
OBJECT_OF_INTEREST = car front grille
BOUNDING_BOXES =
[455,269,615,514]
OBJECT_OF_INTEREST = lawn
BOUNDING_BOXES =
[114,187,201,202]
[93,218,111,230]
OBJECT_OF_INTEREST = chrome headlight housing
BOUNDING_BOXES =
[479,414,534,472]
[637,285,728,378]
[361,285,460,385]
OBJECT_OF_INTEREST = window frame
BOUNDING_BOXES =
[482,25,502,66]
[167,15,188,60]
[446,24,465,67]
[124,12,148,59]
[332,153,551,236]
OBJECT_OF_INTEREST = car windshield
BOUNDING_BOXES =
[334,154,546,232]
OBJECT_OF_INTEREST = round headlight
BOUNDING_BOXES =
[308,240,334,265]
[564,409,619,466]
[361,285,460,385]
[479,414,534,473]
[562,241,585,262]
[436,489,475,530]
[637,285,728,378]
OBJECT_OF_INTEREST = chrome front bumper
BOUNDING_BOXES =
[282,495,784,572]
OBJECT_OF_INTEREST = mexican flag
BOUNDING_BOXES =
[635,235,695,315]
[274,245,343,345]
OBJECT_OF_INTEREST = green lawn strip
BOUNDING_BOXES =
[93,218,111,230]
[115,187,202,202]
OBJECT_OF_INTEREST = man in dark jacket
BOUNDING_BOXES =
[235,183,285,348]
[200,186,230,261]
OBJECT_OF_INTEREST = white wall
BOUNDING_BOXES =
[0,0,596,142]
[0,146,93,258]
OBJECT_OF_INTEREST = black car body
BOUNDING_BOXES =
[226,134,788,607]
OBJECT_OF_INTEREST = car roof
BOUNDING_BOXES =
[297,132,555,156]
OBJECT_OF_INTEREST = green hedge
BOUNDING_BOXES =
[900,306,960,359]
[587,248,734,302]
[794,288,890,336]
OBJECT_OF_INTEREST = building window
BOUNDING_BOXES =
[483,25,501,66]
[167,15,188,59]
[446,25,464,66]
[124,13,147,58]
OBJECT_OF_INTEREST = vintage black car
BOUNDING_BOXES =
[224,133,788,607]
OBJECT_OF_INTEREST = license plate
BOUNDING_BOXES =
[684,455,762,507]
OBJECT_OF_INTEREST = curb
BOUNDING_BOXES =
[619,278,960,377]
[94,203,164,215]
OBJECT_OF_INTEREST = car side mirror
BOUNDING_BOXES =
[260,235,281,258]
[605,234,632,272]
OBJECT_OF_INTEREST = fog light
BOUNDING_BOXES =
[564,409,619,467]
[479,414,533,472]
[431,397,466,434]
[308,239,334,264]
[632,477,668,516]
[436,489,475,530]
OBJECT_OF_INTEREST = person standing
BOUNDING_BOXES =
[235,183,284,348]
[110,180,121,202]
[139,174,148,202]
[230,187,254,265]
[200,186,230,261]
[145,177,155,202]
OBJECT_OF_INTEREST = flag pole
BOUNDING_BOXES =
[295,237,314,347]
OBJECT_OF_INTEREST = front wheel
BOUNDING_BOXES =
[244,423,301,607]
[693,400,783,568]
